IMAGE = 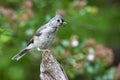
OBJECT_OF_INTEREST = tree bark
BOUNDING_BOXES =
[40,51,69,80]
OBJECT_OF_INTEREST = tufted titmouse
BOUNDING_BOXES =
[12,13,66,61]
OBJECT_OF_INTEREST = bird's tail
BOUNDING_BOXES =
[12,48,29,61]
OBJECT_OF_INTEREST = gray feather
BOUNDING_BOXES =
[36,26,47,35]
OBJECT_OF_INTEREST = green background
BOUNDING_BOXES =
[0,0,120,80]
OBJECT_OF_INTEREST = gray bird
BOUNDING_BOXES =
[12,13,66,61]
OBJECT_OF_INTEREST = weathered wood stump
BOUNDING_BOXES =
[40,51,69,80]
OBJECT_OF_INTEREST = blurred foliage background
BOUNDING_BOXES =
[0,0,120,80]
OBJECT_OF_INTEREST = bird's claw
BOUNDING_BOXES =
[37,48,51,54]
[42,49,51,61]
[42,49,51,54]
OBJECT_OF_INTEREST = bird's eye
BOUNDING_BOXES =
[57,19,60,22]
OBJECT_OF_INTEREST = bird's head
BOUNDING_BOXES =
[49,13,66,27]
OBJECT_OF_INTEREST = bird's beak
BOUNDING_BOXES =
[60,22,67,26]
[63,22,67,25]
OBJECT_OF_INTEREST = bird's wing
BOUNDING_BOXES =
[35,25,47,36]
[27,38,34,46]
[27,25,47,46]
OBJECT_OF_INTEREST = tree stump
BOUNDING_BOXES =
[40,51,69,80]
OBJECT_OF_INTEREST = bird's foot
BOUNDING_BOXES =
[42,49,51,54]
[37,48,51,54]
[42,49,51,61]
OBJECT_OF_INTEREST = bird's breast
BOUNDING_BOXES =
[34,32,56,49]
